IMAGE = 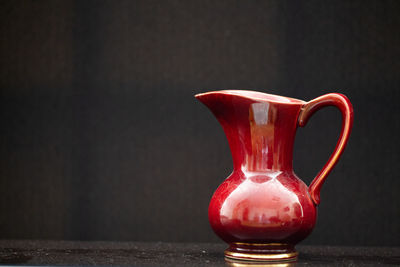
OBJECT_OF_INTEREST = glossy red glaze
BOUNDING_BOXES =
[196,90,353,254]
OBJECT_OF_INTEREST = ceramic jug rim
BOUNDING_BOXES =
[196,90,305,105]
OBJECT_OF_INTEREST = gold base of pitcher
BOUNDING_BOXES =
[224,242,298,263]
[225,257,296,267]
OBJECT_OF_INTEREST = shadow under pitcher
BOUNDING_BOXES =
[195,90,353,263]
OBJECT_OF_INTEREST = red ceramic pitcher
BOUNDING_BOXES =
[195,90,353,262]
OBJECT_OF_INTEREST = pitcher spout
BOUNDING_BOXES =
[195,90,305,105]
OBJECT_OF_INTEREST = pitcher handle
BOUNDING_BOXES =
[298,93,353,205]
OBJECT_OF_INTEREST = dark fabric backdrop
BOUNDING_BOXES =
[1,0,399,246]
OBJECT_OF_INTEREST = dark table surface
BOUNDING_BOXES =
[0,240,399,266]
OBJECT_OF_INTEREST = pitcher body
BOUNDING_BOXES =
[209,170,316,259]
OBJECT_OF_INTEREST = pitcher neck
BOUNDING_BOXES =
[226,113,299,172]
[196,91,304,173]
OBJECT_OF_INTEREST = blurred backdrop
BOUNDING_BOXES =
[0,0,399,246]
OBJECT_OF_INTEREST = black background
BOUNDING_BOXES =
[0,0,399,246]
